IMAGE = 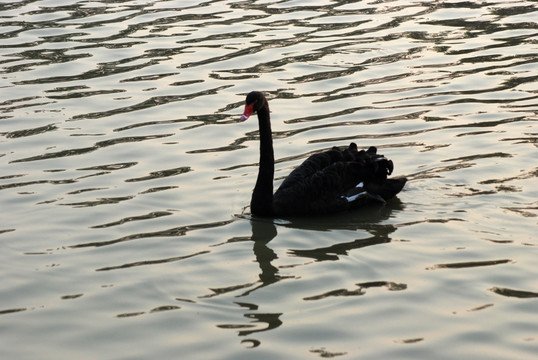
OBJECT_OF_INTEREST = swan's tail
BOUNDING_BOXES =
[342,181,386,204]
[366,177,407,201]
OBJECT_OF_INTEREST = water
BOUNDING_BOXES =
[1,0,537,359]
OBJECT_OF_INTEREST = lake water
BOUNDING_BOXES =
[1,0,537,359]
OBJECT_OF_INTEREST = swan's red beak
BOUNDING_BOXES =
[240,103,254,121]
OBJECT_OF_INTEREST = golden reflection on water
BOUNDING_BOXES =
[0,0,537,359]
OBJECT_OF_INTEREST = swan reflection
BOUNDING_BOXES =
[218,199,404,343]
[245,199,404,291]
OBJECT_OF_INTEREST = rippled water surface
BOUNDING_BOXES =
[1,0,537,359]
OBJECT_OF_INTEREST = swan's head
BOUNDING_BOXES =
[240,91,265,121]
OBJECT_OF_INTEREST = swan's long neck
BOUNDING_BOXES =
[251,101,274,216]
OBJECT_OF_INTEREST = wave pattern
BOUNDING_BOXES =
[0,0,537,359]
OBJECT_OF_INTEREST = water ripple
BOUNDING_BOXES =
[9,134,173,163]
[1,0,537,358]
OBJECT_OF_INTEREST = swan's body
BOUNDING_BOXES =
[241,91,406,217]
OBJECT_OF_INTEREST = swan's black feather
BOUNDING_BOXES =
[241,91,406,217]
[272,144,405,216]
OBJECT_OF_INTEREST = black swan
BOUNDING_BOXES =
[240,91,407,217]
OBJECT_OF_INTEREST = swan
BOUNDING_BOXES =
[240,91,406,217]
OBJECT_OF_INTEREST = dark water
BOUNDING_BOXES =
[1,1,537,359]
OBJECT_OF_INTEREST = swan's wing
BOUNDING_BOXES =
[273,160,378,215]
[277,145,355,193]
[273,145,406,216]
